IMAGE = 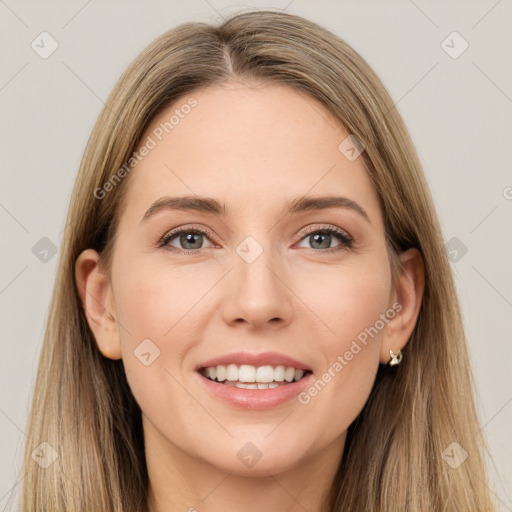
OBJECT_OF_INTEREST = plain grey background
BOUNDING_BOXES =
[1,0,511,510]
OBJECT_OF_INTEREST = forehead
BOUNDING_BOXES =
[118,81,383,228]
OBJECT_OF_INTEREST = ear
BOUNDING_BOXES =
[75,248,122,360]
[380,248,425,364]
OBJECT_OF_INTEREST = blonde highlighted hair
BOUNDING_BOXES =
[18,9,496,511]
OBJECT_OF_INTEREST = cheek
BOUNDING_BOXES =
[302,258,391,351]
[296,261,391,423]
[111,261,215,390]
[113,263,205,344]
[116,277,172,342]
[334,275,390,349]
[111,267,203,425]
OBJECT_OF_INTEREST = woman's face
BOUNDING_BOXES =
[94,81,403,476]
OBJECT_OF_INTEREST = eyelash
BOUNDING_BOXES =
[157,224,354,255]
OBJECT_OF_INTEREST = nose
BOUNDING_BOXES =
[221,247,294,330]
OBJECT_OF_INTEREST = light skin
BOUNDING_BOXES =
[76,80,424,512]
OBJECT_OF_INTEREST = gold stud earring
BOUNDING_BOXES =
[388,349,403,366]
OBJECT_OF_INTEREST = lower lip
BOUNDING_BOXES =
[195,371,314,411]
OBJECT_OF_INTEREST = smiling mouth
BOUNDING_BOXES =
[198,364,313,390]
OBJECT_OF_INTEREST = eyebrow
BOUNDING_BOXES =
[140,194,372,225]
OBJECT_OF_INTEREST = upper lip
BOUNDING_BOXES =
[196,351,313,372]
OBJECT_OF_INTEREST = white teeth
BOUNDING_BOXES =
[201,363,309,385]
[238,364,256,382]
[256,365,274,383]
[226,364,239,381]
[216,365,226,381]
[274,365,285,381]
[284,367,295,382]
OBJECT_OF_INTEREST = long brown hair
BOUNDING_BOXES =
[18,9,496,511]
